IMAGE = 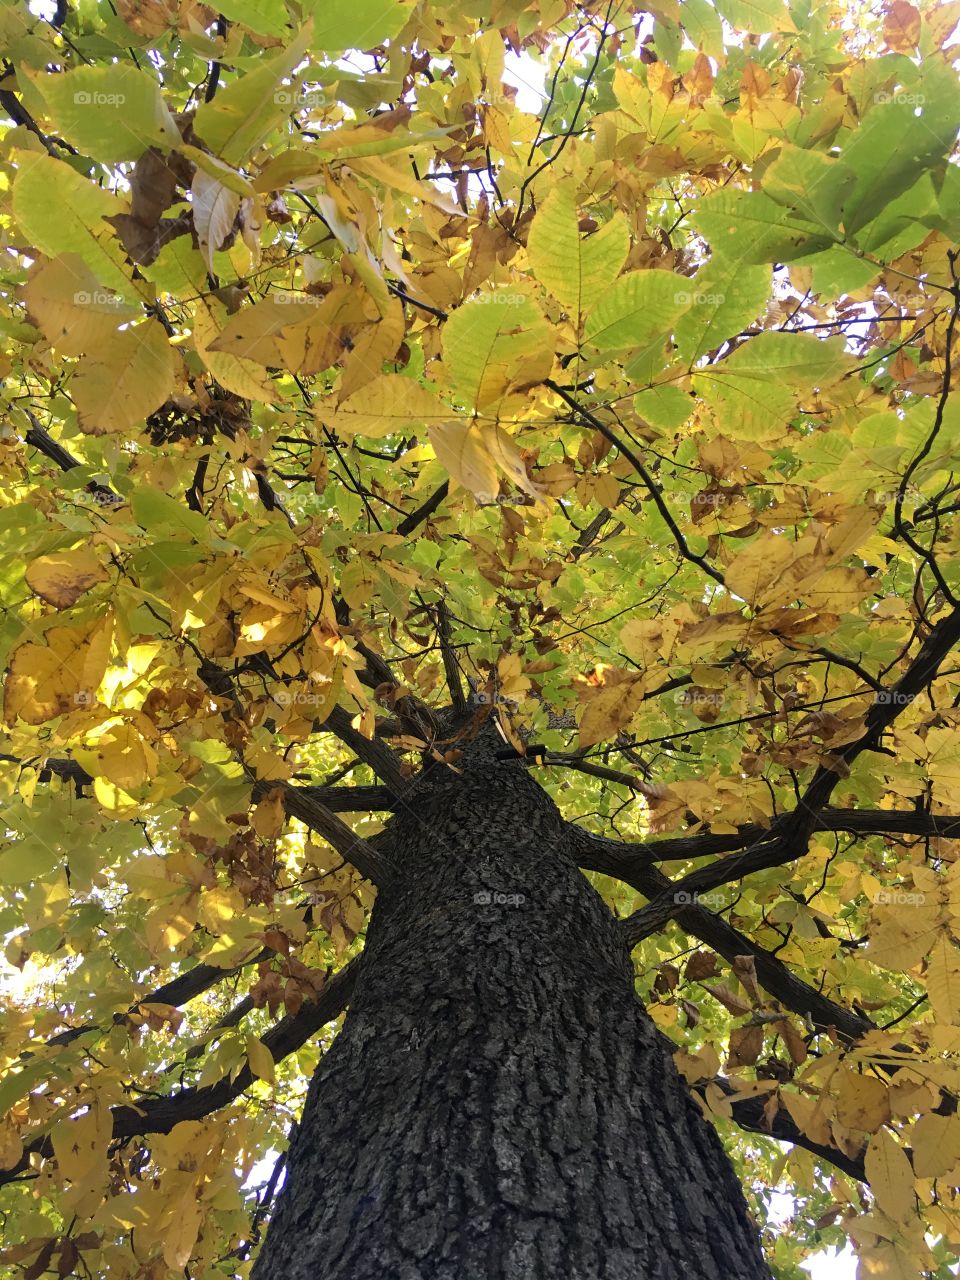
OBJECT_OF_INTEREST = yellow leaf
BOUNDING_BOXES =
[477,423,546,503]
[198,885,245,933]
[92,722,159,791]
[910,1112,960,1179]
[781,1090,833,1145]
[865,1129,916,1224]
[0,1119,23,1172]
[192,298,281,403]
[927,932,960,1024]
[329,374,449,439]
[50,1102,111,1184]
[25,548,108,610]
[3,615,112,725]
[250,788,286,840]
[428,421,499,500]
[162,1197,203,1271]
[22,254,139,356]
[246,1033,275,1084]
[577,670,647,747]
[72,320,176,434]
[833,1069,890,1132]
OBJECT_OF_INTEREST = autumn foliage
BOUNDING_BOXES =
[1,0,960,1275]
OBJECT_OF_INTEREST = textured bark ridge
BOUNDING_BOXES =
[252,721,772,1280]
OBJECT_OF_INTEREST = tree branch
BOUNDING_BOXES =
[323,705,408,793]
[544,380,726,588]
[570,824,874,1043]
[393,480,449,536]
[258,779,394,885]
[0,962,358,1187]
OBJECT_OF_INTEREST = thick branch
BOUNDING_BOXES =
[260,779,394,885]
[0,963,358,1187]
[571,824,873,1043]
[323,705,408,793]
[792,602,960,839]
[435,599,467,715]
[701,1078,865,1182]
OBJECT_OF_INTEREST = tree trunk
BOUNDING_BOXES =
[252,724,772,1280]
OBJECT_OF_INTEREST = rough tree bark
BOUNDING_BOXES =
[252,719,773,1280]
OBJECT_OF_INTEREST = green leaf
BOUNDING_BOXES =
[308,0,412,51]
[679,0,724,56]
[714,0,796,33]
[527,182,630,322]
[853,175,938,258]
[582,270,691,352]
[674,264,770,364]
[130,488,212,542]
[839,92,960,235]
[692,189,833,264]
[634,384,695,432]
[762,145,857,239]
[441,290,552,411]
[713,331,852,385]
[215,0,290,37]
[694,333,851,440]
[193,23,314,164]
[29,65,180,162]
[11,154,136,303]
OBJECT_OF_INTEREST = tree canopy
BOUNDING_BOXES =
[2,0,960,1275]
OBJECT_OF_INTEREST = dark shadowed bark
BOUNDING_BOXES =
[252,720,772,1280]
